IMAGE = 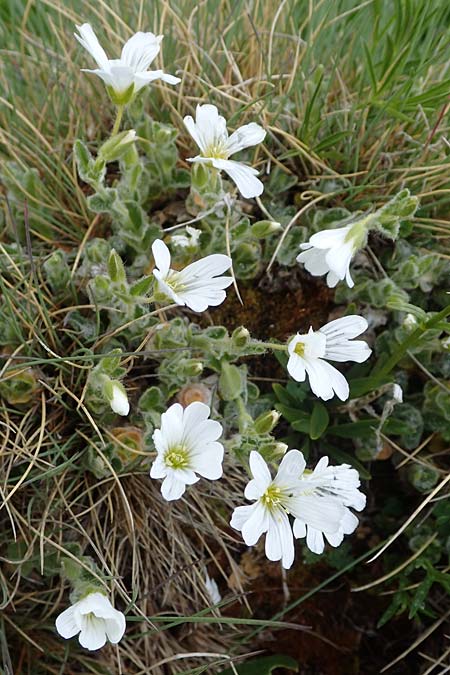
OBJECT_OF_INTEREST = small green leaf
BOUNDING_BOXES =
[130,275,153,297]
[218,363,243,401]
[309,402,329,440]
[107,249,126,283]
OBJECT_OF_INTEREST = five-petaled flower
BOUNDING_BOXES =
[287,315,371,401]
[184,104,266,198]
[75,24,180,104]
[297,222,368,288]
[291,456,366,554]
[55,592,126,651]
[152,239,233,312]
[150,401,224,501]
[230,450,306,569]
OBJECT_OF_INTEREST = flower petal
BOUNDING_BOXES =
[286,353,306,382]
[75,24,109,70]
[296,246,331,277]
[306,526,325,554]
[79,616,107,651]
[152,239,171,278]
[211,159,264,198]
[265,509,295,569]
[55,606,79,639]
[161,473,187,501]
[293,518,306,539]
[324,241,353,280]
[324,340,372,363]
[134,69,180,90]
[180,253,232,279]
[288,494,344,534]
[320,315,368,341]
[190,441,224,479]
[226,123,266,155]
[241,501,269,546]
[304,358,349,401]
[308,226,351,250]
[230,504,255,531]
[249,451,272,492]
[121,32,162,72]
[104,613,126,644]
[158,403,184,448]
[274,449,306,487]
[195,104,228,150]
[149,453,167,479]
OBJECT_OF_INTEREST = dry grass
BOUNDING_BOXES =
[1,1,450,673]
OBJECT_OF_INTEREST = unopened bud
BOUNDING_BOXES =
[98,130,137,163]
[254,409,281,434]
[259,441,288,461]
[251,220,282,238]
[104,380,130,416]
[392,384,403,403]
[403,313,418,330]
[182,360,204,377]
[232,326,250,348]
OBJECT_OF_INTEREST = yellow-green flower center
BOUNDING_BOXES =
[294,341,305,357]
[261,484,282,508]
[165,446,190,469]
[204,141,229,160]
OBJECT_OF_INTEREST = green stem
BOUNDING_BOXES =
[375,304,450,377]
[255,340,288,352]
[112,105,124,136]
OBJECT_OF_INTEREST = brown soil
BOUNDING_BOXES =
[210,267,334,342]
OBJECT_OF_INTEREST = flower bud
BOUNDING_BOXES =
[254,409,281,434]
[392,384,403,403]
[104,380,130,416]
[250,220,282,238]
[259,441,288,461]
[231,326,250,349]
[98,130,137,163]
[181,360,204,377]
[403,313,418,330]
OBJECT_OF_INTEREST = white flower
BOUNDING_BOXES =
[184,104,266,198]
[75,24,180,103]
[55,592,126,651]
[291,456,366,554]
[108,381,130,416]
[171,226,202,250]
[287,315,372,401]
[403,313,418,330]
[230,450,306,569]
[150,402,224,501]
[152,239,233,312]
[297,222,368,288]
[204,569,222,605]
[392,383,403,403]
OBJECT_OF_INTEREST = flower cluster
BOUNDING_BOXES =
[231,450,366,568]
[56,21,378,655]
